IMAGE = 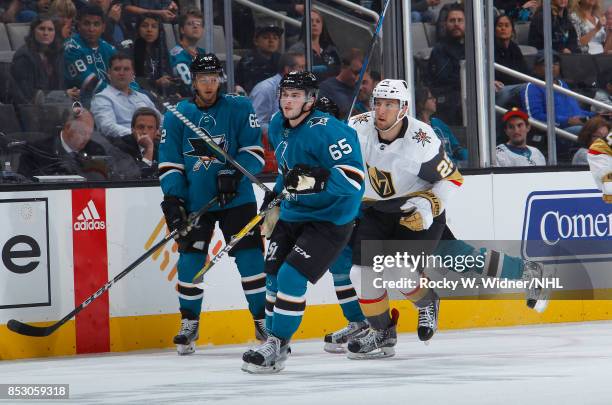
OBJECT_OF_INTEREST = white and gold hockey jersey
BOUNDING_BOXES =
[348,112,463,215]
[587,134,612,203]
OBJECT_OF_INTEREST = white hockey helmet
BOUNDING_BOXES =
[370,79,410,132]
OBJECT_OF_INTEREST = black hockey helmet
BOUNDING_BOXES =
[279,71,318,92]
[190,53,224,76]
[315,96,340,118]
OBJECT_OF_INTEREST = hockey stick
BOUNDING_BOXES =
[192,192,287,284]
[162,102,272,194]
[346,0,393,120]
[6,197,219,337]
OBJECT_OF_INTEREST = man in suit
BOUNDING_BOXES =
[18,105,110,181]
[109,106,160,178]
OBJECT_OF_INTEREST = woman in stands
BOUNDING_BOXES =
[415,85,468,166]
[10,13,64,103]
[569,0,612,54]
[132,14,175,100]
[572,115,610,164]
[529,0,579,53]
[288,9,340,80]
[494,14,531,108]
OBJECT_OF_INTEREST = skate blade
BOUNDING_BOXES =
[347,347,395,360]
[534,298,549,313]
[323,342,346,354]
[176,342,195,356]
[241,361,285,374]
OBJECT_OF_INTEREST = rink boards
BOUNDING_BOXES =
[1,170,611,360]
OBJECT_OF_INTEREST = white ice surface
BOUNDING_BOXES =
[2,321,612,405]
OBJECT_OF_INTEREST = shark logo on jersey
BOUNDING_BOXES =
[412,128,432,147]
[367,164,396,198]
[276,140,298,201]
[308,117,329,128]
[184,132,227,170]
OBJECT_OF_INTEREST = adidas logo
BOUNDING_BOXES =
[73,199,106,231]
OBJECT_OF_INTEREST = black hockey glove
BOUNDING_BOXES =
[283,164,330,194]
[160,196,191,239]
[260,190,278,212]
[217,168,243,207]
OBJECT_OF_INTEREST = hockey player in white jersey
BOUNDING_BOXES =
[587,132,612,203]
[346,79,464,359]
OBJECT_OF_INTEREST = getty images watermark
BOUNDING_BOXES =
[370,252,562,291]
[358,240,579,299]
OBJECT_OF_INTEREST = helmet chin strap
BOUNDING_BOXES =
[375,108,406,133]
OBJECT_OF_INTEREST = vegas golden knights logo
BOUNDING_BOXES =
[367,164,396,198]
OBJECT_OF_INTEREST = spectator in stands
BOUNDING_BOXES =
[572,115,610,164]
[592,68,612,114]
[494,0,541,22]
[11,14,64,102]
[496,107,546,166]
[249,51,305,134]
[289,8,341,81]
[132,14,175,98]
[319,48,364,120]
[494,14,531,107]
[521,51,595,160]
[435,1,464,40]
[528,0,579,53]
[124,0,178,24]
[169,8,205,97]
[353,70,381,115]
[109,106,160,175]
[569,0,612,54]
[258,0,303,39]
[427,3,465,125]
[17,104,110,180]
[235,19,283,94]
[91,53,159,138]
[14,0,51,23]
[411,0,440,23]
[1,0,21,23]
[89,0,128,47]
[64,5,116,97]
[415,85,468,165]
[521,51,594,133]
[48,0,76,40]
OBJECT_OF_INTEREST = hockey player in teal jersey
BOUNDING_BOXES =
[158,53,267,355]
[241,71,365,374]
[169,9,206,96]
[64,5,116,93]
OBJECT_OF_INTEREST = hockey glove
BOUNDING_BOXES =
[161,196,192,238]
[398,197,436,231]
[283,164,330,194]
[260,191,280,239]
[603,172,612,204]
[217,168,243,207]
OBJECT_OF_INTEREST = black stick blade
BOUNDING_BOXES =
[6,319,55,337]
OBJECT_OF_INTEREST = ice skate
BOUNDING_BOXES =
[523,261,549,313]
[417,294,439,343]
[254,318,268,342]
[324,321,369,353]
[241,335,290,374]
[173,318,199,355]
[347,309,399,359]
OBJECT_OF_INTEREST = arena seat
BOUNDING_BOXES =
[6,23,30,51]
